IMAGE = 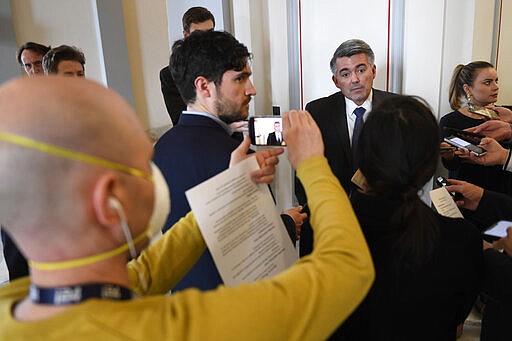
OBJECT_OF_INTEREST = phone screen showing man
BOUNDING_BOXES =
[249,116,286,146]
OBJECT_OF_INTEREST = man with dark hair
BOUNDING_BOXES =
[297,39,396,256]
[43,45,86,77]
[153,30,305,292]
[181,6,215,37]
[16,42,51,77]
[160,6,215,124]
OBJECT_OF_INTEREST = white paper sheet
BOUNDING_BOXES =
[186,156,297,287]
[429,187,464,218]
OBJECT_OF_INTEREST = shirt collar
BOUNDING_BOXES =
[182,111,233,135]
[345,89,373,118]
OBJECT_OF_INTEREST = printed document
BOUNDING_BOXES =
[186,156,297,287]
[430,187,463,218]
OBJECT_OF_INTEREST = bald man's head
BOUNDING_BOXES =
[0,77,154,260]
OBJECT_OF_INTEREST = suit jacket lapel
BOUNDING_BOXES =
[333,93,353,171]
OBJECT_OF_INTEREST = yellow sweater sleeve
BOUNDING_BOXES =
[127,211,206,295]
[0,156,374,341]
[162,156,375,340]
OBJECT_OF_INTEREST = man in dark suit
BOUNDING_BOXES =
[266,121,284,146]
[159,7,215,125]
[153,31,303,292]
[298,39,396,256]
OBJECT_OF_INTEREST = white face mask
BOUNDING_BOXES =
[111,162,171,256]
[146,162,170,240]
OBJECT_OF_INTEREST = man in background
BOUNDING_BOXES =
[267,121,284,146]
[160,6,215,125]
[43,45,86,77]
[0,42,51,281]
[16,42,51,77]
[297,39,396,256]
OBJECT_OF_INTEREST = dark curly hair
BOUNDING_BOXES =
[170,30,251,105]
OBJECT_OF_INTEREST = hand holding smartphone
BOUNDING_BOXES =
[435,176,462,201]
[443,136,486,156]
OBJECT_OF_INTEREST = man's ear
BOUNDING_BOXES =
[92,173,121,226]
[332,75,340,89]
[194,76,213,98]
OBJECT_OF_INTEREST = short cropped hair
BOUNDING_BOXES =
[170,30,251,105]
[182,7,215,34]
[330,39,375,75]
[43,45,86,74]
[17,42,51,65]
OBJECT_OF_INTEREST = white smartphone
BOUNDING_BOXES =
[484,220,512,238]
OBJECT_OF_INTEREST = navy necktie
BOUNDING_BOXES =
[352,107,366,169]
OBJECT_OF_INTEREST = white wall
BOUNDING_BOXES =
[437,0,475,117]
[268,0,290,112]
[402,0,446,114]
[300,0,390,106]
[122,0,170,130]
[497,0,512,105]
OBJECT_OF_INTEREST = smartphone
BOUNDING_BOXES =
[443,135,486,156]
[248,116,286,146]
[443,127,484,145]
[435,176,462,200]
[484,220,512,238]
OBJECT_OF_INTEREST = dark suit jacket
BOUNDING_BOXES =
[266,131,283,146]
[1,228,28,281]
[153,113,295,292]
[159,66,186,125]
[304,88,395,193]
[297,89,396,256]
[470,190,512,341]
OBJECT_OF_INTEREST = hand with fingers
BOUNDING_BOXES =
[229,136,284,184]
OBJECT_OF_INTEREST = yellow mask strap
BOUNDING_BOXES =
[0,132,152,181]
[29,226,150,271]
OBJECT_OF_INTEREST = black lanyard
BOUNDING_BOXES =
[29,283,134,305]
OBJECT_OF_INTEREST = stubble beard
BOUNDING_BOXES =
[215,98,249,124]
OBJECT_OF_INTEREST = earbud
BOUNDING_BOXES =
[108,196,122,211]
[108,196,127,223]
